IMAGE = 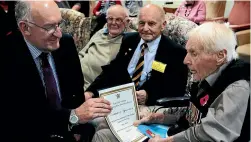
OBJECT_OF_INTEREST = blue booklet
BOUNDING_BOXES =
[138,124,169,138]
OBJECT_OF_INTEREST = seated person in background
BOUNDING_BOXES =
[134,22,250,142]
[174,0,206,24]
[91,0,122,37]
[79,5,132,90]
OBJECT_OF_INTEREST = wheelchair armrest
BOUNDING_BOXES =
[156,96,190,108]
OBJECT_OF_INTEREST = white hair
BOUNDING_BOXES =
[138,4,165,23]
[188,22,238,61]
[106,5,129,18]
[15,1,32,25]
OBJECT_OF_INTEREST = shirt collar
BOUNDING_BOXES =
[24,39,52,60]
[138,35,161,52]
[25,39,42,60]
[205,61,231,86]
[103,28,109,35]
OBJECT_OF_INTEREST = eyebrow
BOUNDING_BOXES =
[43,18,62,27]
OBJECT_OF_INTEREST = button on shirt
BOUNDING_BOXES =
[127,35,161,87]
[25,40,62,100]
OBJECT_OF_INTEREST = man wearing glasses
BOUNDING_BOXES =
[79,5,132,91]
[1,1,112,142]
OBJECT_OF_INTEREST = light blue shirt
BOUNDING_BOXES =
[25,40,62,99]
[127,35,161,87]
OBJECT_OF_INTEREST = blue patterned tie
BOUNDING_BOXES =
[40,53,61,109]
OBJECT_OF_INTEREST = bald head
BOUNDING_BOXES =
[15,0,61,24]
[137,4,166,42]
[107,5,129,18]
[15,0,62,52]
[106,5,129,37]
[139,4,165,22]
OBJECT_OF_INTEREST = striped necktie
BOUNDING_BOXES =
[132,43,148,88]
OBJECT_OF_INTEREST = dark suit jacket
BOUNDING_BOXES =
[1,31,84,142]
[87,32,188,105]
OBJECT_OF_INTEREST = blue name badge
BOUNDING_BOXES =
[138,124,169,138]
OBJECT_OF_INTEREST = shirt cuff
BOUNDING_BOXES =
[173,131,187,142]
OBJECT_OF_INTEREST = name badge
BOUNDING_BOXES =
[152,60,166,73]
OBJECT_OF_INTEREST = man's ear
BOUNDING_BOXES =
[216,49,227,65]
[125,17,131,25]
[161,20,166,31]
[19,22,31,36]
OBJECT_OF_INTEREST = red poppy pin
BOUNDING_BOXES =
[200,94,209,106]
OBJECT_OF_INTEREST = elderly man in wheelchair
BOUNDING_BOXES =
[134,22,250,142]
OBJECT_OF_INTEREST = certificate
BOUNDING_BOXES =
[99,83,147,142]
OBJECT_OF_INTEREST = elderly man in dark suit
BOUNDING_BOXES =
[85,4,188,142]
[0,1,111,142]
[85,4,188,107]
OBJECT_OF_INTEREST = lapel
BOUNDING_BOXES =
[14,32,46,100]
[124,33,141,65]
[154,35,169,63]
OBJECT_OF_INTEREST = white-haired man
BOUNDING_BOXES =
[134,22,250,142]
[79,5,131,91]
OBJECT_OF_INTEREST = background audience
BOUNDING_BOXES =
[174,0,206,24]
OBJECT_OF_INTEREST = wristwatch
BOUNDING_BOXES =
[69,109,79,124]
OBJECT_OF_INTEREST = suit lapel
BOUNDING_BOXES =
[154,35,169,62]
[124,33,141,65]
[14,33,46,100]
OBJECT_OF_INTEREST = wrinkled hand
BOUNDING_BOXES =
[148,135,174,142]
[75,98,112,123]
[136,90,148,105]
[84,91,94,100]
[134,112,165,126]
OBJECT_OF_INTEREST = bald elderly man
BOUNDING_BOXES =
[85,4,188,142]
[1,1,112,142]
[85,3,188,109]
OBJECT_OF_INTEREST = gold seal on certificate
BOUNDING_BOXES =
[99,83,147,142]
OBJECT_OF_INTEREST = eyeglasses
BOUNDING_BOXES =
[106,17,126,25]
[23,19,66,35]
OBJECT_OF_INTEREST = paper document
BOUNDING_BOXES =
[99,83,147,142]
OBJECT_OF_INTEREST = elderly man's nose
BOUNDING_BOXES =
[111,19,117,24]
[143,24,150,31]
[53,28,62,38]
[183,54,190,65]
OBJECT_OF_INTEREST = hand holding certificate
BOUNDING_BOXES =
[99,83,147,142]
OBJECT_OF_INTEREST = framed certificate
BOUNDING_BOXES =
[99,83,147,142]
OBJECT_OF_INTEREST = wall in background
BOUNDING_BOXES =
[224,1,234,17]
